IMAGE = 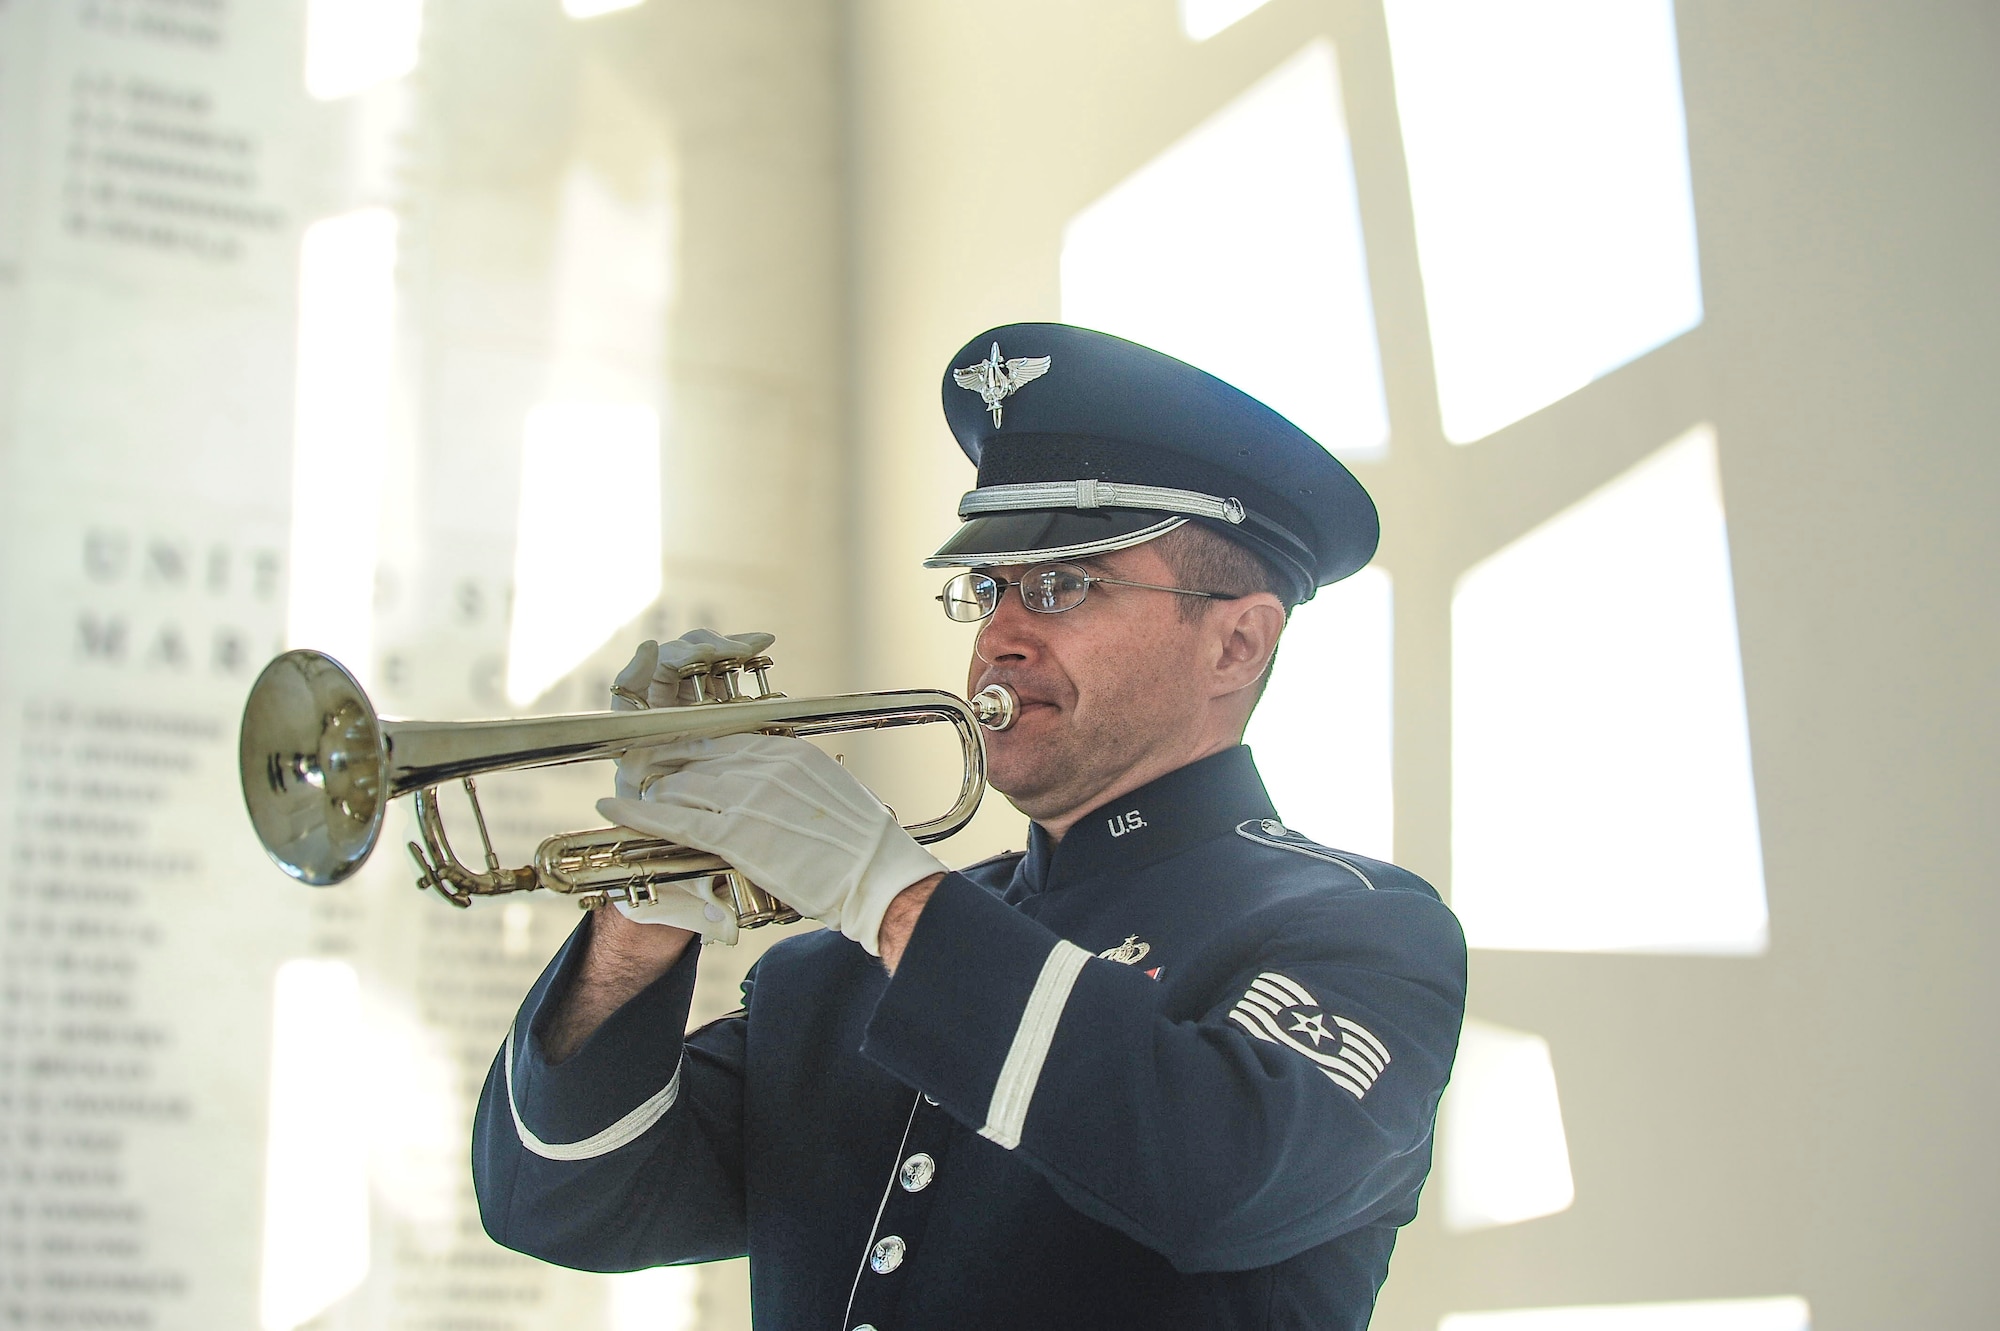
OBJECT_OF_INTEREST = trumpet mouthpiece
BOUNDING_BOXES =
[970,683,1018,731]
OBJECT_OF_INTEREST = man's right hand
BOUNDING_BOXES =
[610,629,778,711]
[541,630,776,1060]
[610,630,777,800]
[613,874,741,944]
[606,628,778,946]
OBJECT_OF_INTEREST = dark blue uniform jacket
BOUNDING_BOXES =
[473,746,1466,1329]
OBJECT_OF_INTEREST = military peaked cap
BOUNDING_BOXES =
[924,323,1379,603]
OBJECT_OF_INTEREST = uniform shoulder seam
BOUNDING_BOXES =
[1233,819,1376,890]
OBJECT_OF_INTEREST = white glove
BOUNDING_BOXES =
[602,630,777,944]
[597,734,946,956]
[610,630,777,800]
[611,875,742,946]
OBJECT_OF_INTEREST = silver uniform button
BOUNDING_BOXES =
[899,1152,935,1192]
[853,1325,878,1331]
[922,1092,939,1106]
[870,1235,906,1274]
[1261,818,1285,835]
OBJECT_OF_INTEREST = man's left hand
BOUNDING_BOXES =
[598,734,946,957]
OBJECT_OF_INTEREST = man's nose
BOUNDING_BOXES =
[974,587,1043,665]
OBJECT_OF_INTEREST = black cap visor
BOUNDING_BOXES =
[922,509,1186,569]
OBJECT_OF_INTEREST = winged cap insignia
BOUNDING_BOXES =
[953,341,1052,427]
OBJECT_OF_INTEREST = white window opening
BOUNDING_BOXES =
[1063,40,1390,461]
[1180,0,1277,41]
[1247,566,1394,861]
[1440,1018,1575,1231]
[1384,0,1703,443]
[1451,425,1765,954]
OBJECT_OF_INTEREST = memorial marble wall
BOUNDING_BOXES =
[0,1,843,1327]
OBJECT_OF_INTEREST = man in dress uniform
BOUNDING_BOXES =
[472,324,1467,1329]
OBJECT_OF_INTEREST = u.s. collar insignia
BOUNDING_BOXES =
[1098,935,1151,965]
[952,341,1051,427]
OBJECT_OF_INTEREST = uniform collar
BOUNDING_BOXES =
[1013,745,1277,896]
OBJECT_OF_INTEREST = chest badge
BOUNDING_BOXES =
[1098,935,1151,965]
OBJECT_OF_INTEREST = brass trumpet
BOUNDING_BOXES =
[239,649,1016,927]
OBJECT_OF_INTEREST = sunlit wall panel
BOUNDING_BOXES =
[286,207,399,684]
[1440,1019,1575,1232]
[506,402,663,704]
[361,992,463,1255]
[1062,40,1389,460]
[545,159,674,404]
[505,148,674,706]
[1440,1297,1811,1331]
[609,1266,698,1331]
[1451,426,1765,953]
[305,0,424,101]
[259,960,368,1331]
[1179,0,1276,41]
[1384,0,1703,442]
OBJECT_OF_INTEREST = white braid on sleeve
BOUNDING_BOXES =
[503,1023,683,1162]
[978,940,1091,1151]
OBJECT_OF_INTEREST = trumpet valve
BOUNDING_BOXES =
[743,656,777,699]
[679,661,718,704]
[708,658,745,703]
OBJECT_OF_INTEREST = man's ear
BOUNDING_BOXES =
[1210,594,1287,698]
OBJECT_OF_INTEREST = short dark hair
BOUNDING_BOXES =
[1154,521,1297,621]
[1152,522,1295,704]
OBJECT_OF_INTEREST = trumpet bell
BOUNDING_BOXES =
[241,650,389,886]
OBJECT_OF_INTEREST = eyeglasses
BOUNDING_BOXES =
[935,562,1240,623]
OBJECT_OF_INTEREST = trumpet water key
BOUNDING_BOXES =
[239,649,1016,926]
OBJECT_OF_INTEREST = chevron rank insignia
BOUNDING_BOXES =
[1228,971,1390,1099]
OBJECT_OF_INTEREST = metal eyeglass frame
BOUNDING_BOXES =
[935,561,1242,623]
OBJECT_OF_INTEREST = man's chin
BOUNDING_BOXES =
[999,786,1065,824]
[989,760,1070,824]
[986,722,1119,824]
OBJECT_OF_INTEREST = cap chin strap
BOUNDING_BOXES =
[955,479,1318,596]
[920,517,1188,570]
[959,479,1247,526]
